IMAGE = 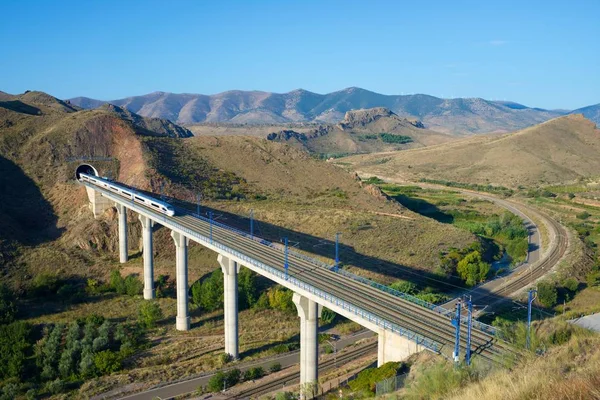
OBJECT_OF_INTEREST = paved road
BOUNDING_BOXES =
[118,330,375,400]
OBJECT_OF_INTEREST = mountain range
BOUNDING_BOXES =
[68,87,599,135]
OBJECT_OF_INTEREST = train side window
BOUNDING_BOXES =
[151,203,160,208]
[134,196,144,202]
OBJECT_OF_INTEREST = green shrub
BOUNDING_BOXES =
[349,361,401,393]
[124,275,143,296]
[46,378,66,395]
[389,280,417,294]
[207,371,226,392]
[577,211,591,220]
[243,366,264,381]
[57,284,85,303]
[226,368,241,385]
[94,350,122,375]
[404,361,473,399]
[563,278,579,292]
[537,281,558,308]
[269,362,282,373]
[110,270,126,294]
[320,308,336,325]
[239,268,258,309]
[139,301,163,328]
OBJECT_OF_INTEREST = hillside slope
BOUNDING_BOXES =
[0,90,475,286]
[342,114,600,188]
[266,107,455,156]
[68,87,567,134]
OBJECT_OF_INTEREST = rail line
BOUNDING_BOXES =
[226,342,378,399]
[84,182,515,365]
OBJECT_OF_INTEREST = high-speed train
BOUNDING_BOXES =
[79,172,176,216]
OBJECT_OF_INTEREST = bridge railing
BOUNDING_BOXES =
[89,184,442,354]
[334,267,498,336]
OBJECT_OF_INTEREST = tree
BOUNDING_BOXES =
[110,270,126,294]
[269,362,282,373]
[238,268,258,309]
[191,270,224,311]
[537,281,558,308]
[243,366,264,381]
[94,350,122,375]
[267,287,295,313]
[0,284,17,325]
[0,321,31,379]
[139,301,163,328]
[456,251,490,286]
[321,308,336,325]
[124,275,143,296]
[389,280,417,295]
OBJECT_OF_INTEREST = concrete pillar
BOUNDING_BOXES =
[115,203,128,263]
[139,215,155,300]
[218,254,240,359]
[171,231,190,331]
[85,187,112,218]
[293,293,322,399]
[377,329,423,367]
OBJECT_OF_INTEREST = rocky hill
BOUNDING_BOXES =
[68,87,568,134]
[266,107,454,156]
[343,114,600,188]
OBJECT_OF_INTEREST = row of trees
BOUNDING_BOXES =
[438,242,491,287]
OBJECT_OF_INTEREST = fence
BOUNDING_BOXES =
[375,373,408,396]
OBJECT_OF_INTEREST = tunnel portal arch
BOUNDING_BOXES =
[75,164,98,180]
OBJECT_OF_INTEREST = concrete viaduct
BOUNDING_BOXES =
[77,165,509,398]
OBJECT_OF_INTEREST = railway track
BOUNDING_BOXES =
[169,207,514,363]
[226,342,378,399]
[87,183,515,365]
[454,204,568,309]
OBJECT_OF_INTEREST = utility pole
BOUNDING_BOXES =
[250,209,254,239]
[334,232,340,272]
[284,237,289,280]
[465,296,473,366]
[452,300,462,364]
[527,288,538,350]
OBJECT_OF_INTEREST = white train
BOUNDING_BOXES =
[79,172,176,216]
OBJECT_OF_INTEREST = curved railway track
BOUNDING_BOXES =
[454,204,568,309]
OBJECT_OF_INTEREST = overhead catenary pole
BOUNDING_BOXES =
[452,300,462,363]
[465,296,473,366]
[527,288,538,350]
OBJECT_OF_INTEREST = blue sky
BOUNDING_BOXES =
[1,0,598,109]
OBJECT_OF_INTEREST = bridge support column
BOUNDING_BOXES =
[293,293,322,399]
[115,203,128,263]
[171,231,190,331]
[139,215,155,300]
[377,329,423,367]
[218,254,240,359]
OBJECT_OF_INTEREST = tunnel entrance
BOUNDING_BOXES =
[75,164,98,180]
